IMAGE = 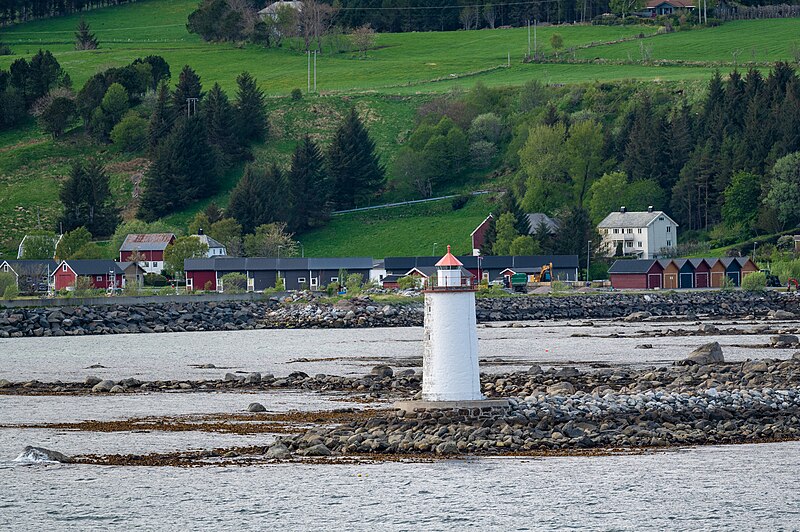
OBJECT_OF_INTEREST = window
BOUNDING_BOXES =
[667,226,671,232]
[310,278,318,287]
[627,228,633,233]
[667,240,672,246]
[297,277,306,283]
[637,228,642,234]
[1,264,7,272]
[330,277,338,283]
[186,278,193,289]
[659,216,664,221]
[626,241,633,248]
[613,228,619,234]
[637,242,642,248]
[482,272,489,280]
[62,264,67,272]
[96,276,102,281]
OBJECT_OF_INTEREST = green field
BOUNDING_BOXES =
[300,194,497,258]
[4,0,800,258]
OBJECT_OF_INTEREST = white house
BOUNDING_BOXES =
[258,0,303,20]
[598,206,678,260]
[193,230,227,257]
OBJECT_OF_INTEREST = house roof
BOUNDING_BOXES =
[120,233,176,252]
[184,258,217,271]
[407,266,473,278]
[308,257,373,270]
[117,261,146,272]
[598,211,678,229]
[193,234,226,250]
[688,258,708,268]
[258,0,303,15]
[384,254,579,272]
[526,213,559,234]
[60,260,124,275]
[183,256,375,272]
[2,259,58,275]
[470,214,494,237]
[608,259,657,274]
[381,274,402,283]
[646,0,695,8]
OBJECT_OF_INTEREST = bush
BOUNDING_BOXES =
[0,272,16,296]
[771,259,800,284]
[742,271,767,291]
[158,285,175,295]
[0,44,12,55]
[111,111,148,152]
[3,283,19,300]
[291,88,302,100]
[346,273,363,294]
[144,273,169,286]
[720,276,735,290]
[451,194,470,210]
[221,272,247,293]
[397,275,417,289]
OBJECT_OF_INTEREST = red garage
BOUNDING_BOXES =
[609,259,664,289]
[52,260,123,291]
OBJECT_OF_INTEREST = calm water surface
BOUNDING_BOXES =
[1,320,798,530]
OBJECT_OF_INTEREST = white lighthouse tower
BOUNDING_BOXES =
[420,245,482,401]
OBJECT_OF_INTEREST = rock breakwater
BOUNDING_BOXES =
[0,291,796,338]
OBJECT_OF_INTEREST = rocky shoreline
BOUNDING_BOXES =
[0,291,797,338]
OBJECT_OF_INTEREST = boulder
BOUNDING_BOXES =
[15,446,70,463]
[244,372,262,384]
[677,342,724,366]
[546,382,575,395]
[91,380,116,392]
[109,385,125,393]
[635,344,653,349]
[793,352,800,361]
[743,360,768,373]
[248,402,266,413]
[435,441,458,455]
[223,373,238,382]
[624,311,651,322]
[769,310,796,320]
[0,379,11,388]
[370,365,393,378]
[265,443,290,459]
[302,443,332,457]
[555,367,580,378]
[771,334,799,347]
[527,365,543,375]
[84,375,102,386]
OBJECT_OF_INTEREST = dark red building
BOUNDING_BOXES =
[52,260,124,291]
[119,233,176,274]
[608,259,664,289]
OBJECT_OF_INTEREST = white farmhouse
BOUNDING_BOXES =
[598,206,678,259]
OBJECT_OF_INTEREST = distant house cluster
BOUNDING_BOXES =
[608,257,758,290]
[598,207,678,260]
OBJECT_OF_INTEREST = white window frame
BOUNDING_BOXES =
[330,277,338,283]
[297,277,306,283]
[667,240,672,246]
[62,264,67,272]
[186,277,193,289]
[613,228,619,234]
[627,228,633,233]
[96,275,102,281]
[637,241,642,248]
[637,228,642,234]
[626,241,633,248]
[310,277,318,288]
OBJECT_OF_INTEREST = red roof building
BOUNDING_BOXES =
[119,233,176,274]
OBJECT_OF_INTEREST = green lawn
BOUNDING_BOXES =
[574,19,800,64]
[298,193,498,258]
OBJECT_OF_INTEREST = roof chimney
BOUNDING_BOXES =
[620,206,626,213]
[647,205,653,213]
[198,227,204,235]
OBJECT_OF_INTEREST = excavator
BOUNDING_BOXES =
[510,262,554,292]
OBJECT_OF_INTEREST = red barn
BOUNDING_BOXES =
[119,233,176,274]
[470,214,494,255]
[608,259,663,289]
[52,260,124,291]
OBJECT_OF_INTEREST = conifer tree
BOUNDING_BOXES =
[289,135,329,232]
[148,81,171,155]
[172,65,203,118]
[479,215,496,256]
[327,108,385,209]
[723,69,745,135]
[228,164,288,233]
[497,189,530,235]
[234,71,267,144]
[205,82,241,166]
[624,94,668,186]
[60,160,120,236]
[75,17,99,50]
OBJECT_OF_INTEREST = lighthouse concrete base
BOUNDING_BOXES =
[393,399,510,415]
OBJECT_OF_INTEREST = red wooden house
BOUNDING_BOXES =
[119,233,176,274]
[52,260,124,291]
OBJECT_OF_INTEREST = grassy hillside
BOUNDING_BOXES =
[299,194,498,258]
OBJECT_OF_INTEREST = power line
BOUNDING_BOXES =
[335,0,566,10]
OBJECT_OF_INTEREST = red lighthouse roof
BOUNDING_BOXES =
[435,245,463,267]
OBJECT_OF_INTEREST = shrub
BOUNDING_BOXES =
[275,277,285,291]
[145,273,169,286]
[346,273,363,294]
[3,283,19,300]
[291,88,302,100]
[397,275,417,290]
[742,271,767,291]
[221,272,247,293]
[451,194,470,210]
[0,272,16,296]
[158,285,175,295]
[111,111,148,152]
[771,259,800,284]
[720,276,735,290]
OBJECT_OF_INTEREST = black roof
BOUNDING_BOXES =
[608,259,658,274]
[62,260,124,275]
[2,259,58,274]
[184,256,375,272]
[184,258,216,271]
[383,254,579,273]
[308,257,373,270]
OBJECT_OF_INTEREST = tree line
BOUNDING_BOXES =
[0,0,138,25]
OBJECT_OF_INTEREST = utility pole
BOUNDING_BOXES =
[586,240,591,284]
[314,50,317,93]
[186,97,198,117]
[432,242,438,257]
[527,20,531,58]
[534,20,537,59]
[307,51,310,93]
